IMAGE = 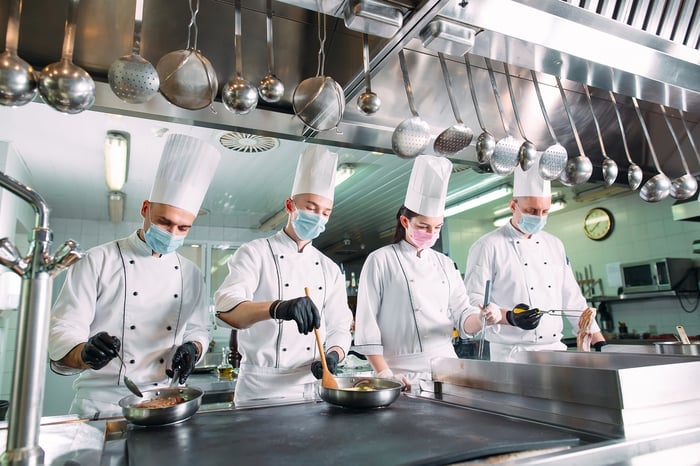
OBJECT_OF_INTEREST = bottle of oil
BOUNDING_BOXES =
[217,347,234,380]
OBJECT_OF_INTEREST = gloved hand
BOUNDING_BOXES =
[166,342,199,384]
[376,368,410,392]
[269,297,321,335]
[506,303,542,330]
[592,341,607,352]
[81,332,121,370]
[481,303,502,326]
[311,351,340,379]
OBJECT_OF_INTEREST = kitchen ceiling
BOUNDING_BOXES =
[0,0,699,262]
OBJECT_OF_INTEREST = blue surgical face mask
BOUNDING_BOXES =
[292,208,328,241]
[144,224,185,255]
[517,213,547,235]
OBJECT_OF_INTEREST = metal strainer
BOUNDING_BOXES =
[107,0,159,104]
[530,70,567,180]
[433,52,473,156]
[391,49,431,159]
[292,11,344,132]
[156,0,218,111]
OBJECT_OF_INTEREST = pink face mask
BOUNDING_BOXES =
[407,227,439,250]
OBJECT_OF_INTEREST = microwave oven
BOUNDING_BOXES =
[620,258,696,294]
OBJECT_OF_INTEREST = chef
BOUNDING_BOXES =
[214,144,353,406]
[353,155,477,390]
[462,164,606,362]
[48,133,220,417]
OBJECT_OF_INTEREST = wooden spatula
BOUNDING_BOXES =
[306,287,339,390]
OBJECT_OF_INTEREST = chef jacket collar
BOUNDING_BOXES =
[503,220,540,240]
[128,230,158,257]
[277,229,316,254]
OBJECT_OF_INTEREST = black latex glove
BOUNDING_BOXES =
[592,341,607,352]
[311,351,340,379]
[166,342,199,384]
[81,332,121,370]
[269,297,321,335]
[506,303,543,330]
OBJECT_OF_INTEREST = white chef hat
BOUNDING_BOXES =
[512,163,551,197]
[404,155,453,217]
[291,144,338,201]
[149,133,221,216]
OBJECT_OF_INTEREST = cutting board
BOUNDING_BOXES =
[125,396,580,465]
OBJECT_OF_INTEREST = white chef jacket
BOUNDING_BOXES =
[214,230,353,406]
[48,231,210,417]
[463,222,600,361]
[353,241,473,385]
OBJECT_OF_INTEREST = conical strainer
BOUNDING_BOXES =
[107,0,159,104]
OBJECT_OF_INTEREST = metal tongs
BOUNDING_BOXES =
[477,280,492,360]
[537,309,586,317]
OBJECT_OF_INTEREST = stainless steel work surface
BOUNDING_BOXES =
[123,396,581,466]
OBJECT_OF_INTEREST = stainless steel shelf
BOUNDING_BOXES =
[592,291,681,302]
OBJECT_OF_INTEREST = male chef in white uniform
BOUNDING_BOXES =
[48,133,220,417]
[463,164,606,362]
[214,144,353,406]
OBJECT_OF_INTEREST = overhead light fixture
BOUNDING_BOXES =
[445,175,502,205]
[445,186,512,217]
[335,163,356,187]
[104,131,130,191]
[108,191,126,224]
[492,199,567,227]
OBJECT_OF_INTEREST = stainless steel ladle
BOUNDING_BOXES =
[679,110,700,168]
[632,97,671,202]
[659,105,698,200]
[356,33,380,115]
[503,63,536,171]
[608,90,642,190]
[465,55,495,165]
[222,0,258,114]
[485,58,519,176]
[582,84,618,186]
[530,71,567,180]
[555,76,592,186]
[0,0,37,107]
[258,0,284,103]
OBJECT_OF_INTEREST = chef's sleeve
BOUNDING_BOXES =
[181,267,211,362]
[48,249,101,369]
[462,239,492,322]
[352,253,384,356]
[445,258,479,339]
[321,260,353,354]
[213,243,262,329]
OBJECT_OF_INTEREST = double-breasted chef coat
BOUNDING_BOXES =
[48,231,210,417]
[353,240,473,387]
[464,222,600,362]
[214,230,353,406]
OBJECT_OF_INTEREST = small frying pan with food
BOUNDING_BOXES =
[119,387,203,426]
[319,376,402,409]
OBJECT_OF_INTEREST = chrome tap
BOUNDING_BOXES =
[0,170,83,466]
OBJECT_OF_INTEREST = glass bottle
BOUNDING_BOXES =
[217,347,234,380]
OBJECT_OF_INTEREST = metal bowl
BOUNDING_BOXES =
[654,342,700,356]
[318,376,402,409]
[119,387,203,426]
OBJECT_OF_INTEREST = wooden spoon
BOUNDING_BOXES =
[306,287,339,389]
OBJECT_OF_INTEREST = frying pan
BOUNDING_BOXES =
[318,376,402,409]
[119,387,202,426]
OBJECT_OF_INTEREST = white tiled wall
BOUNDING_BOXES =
[446,191,700,338]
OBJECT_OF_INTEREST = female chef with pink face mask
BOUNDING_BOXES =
[353,155,478,391]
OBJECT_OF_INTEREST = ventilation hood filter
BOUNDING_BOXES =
[343,0,403,38]
[219,132,280,153]
[420,18,476,57]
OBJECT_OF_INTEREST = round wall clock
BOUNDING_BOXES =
[583,207,614,241]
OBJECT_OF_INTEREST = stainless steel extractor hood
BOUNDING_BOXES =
[672,195,700,222]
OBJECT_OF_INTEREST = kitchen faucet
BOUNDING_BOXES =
[0,170,83,466]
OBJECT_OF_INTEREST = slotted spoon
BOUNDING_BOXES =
[391,50,430,159]
[503,63,536,171]
[632,97,671,202]
[530,70,567,180]
[659,105,697,200]
[582,84,618,186]
[555,76,592,186]
[608,91,642,190]
[484,58,519,175]
[434,52,473,156]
